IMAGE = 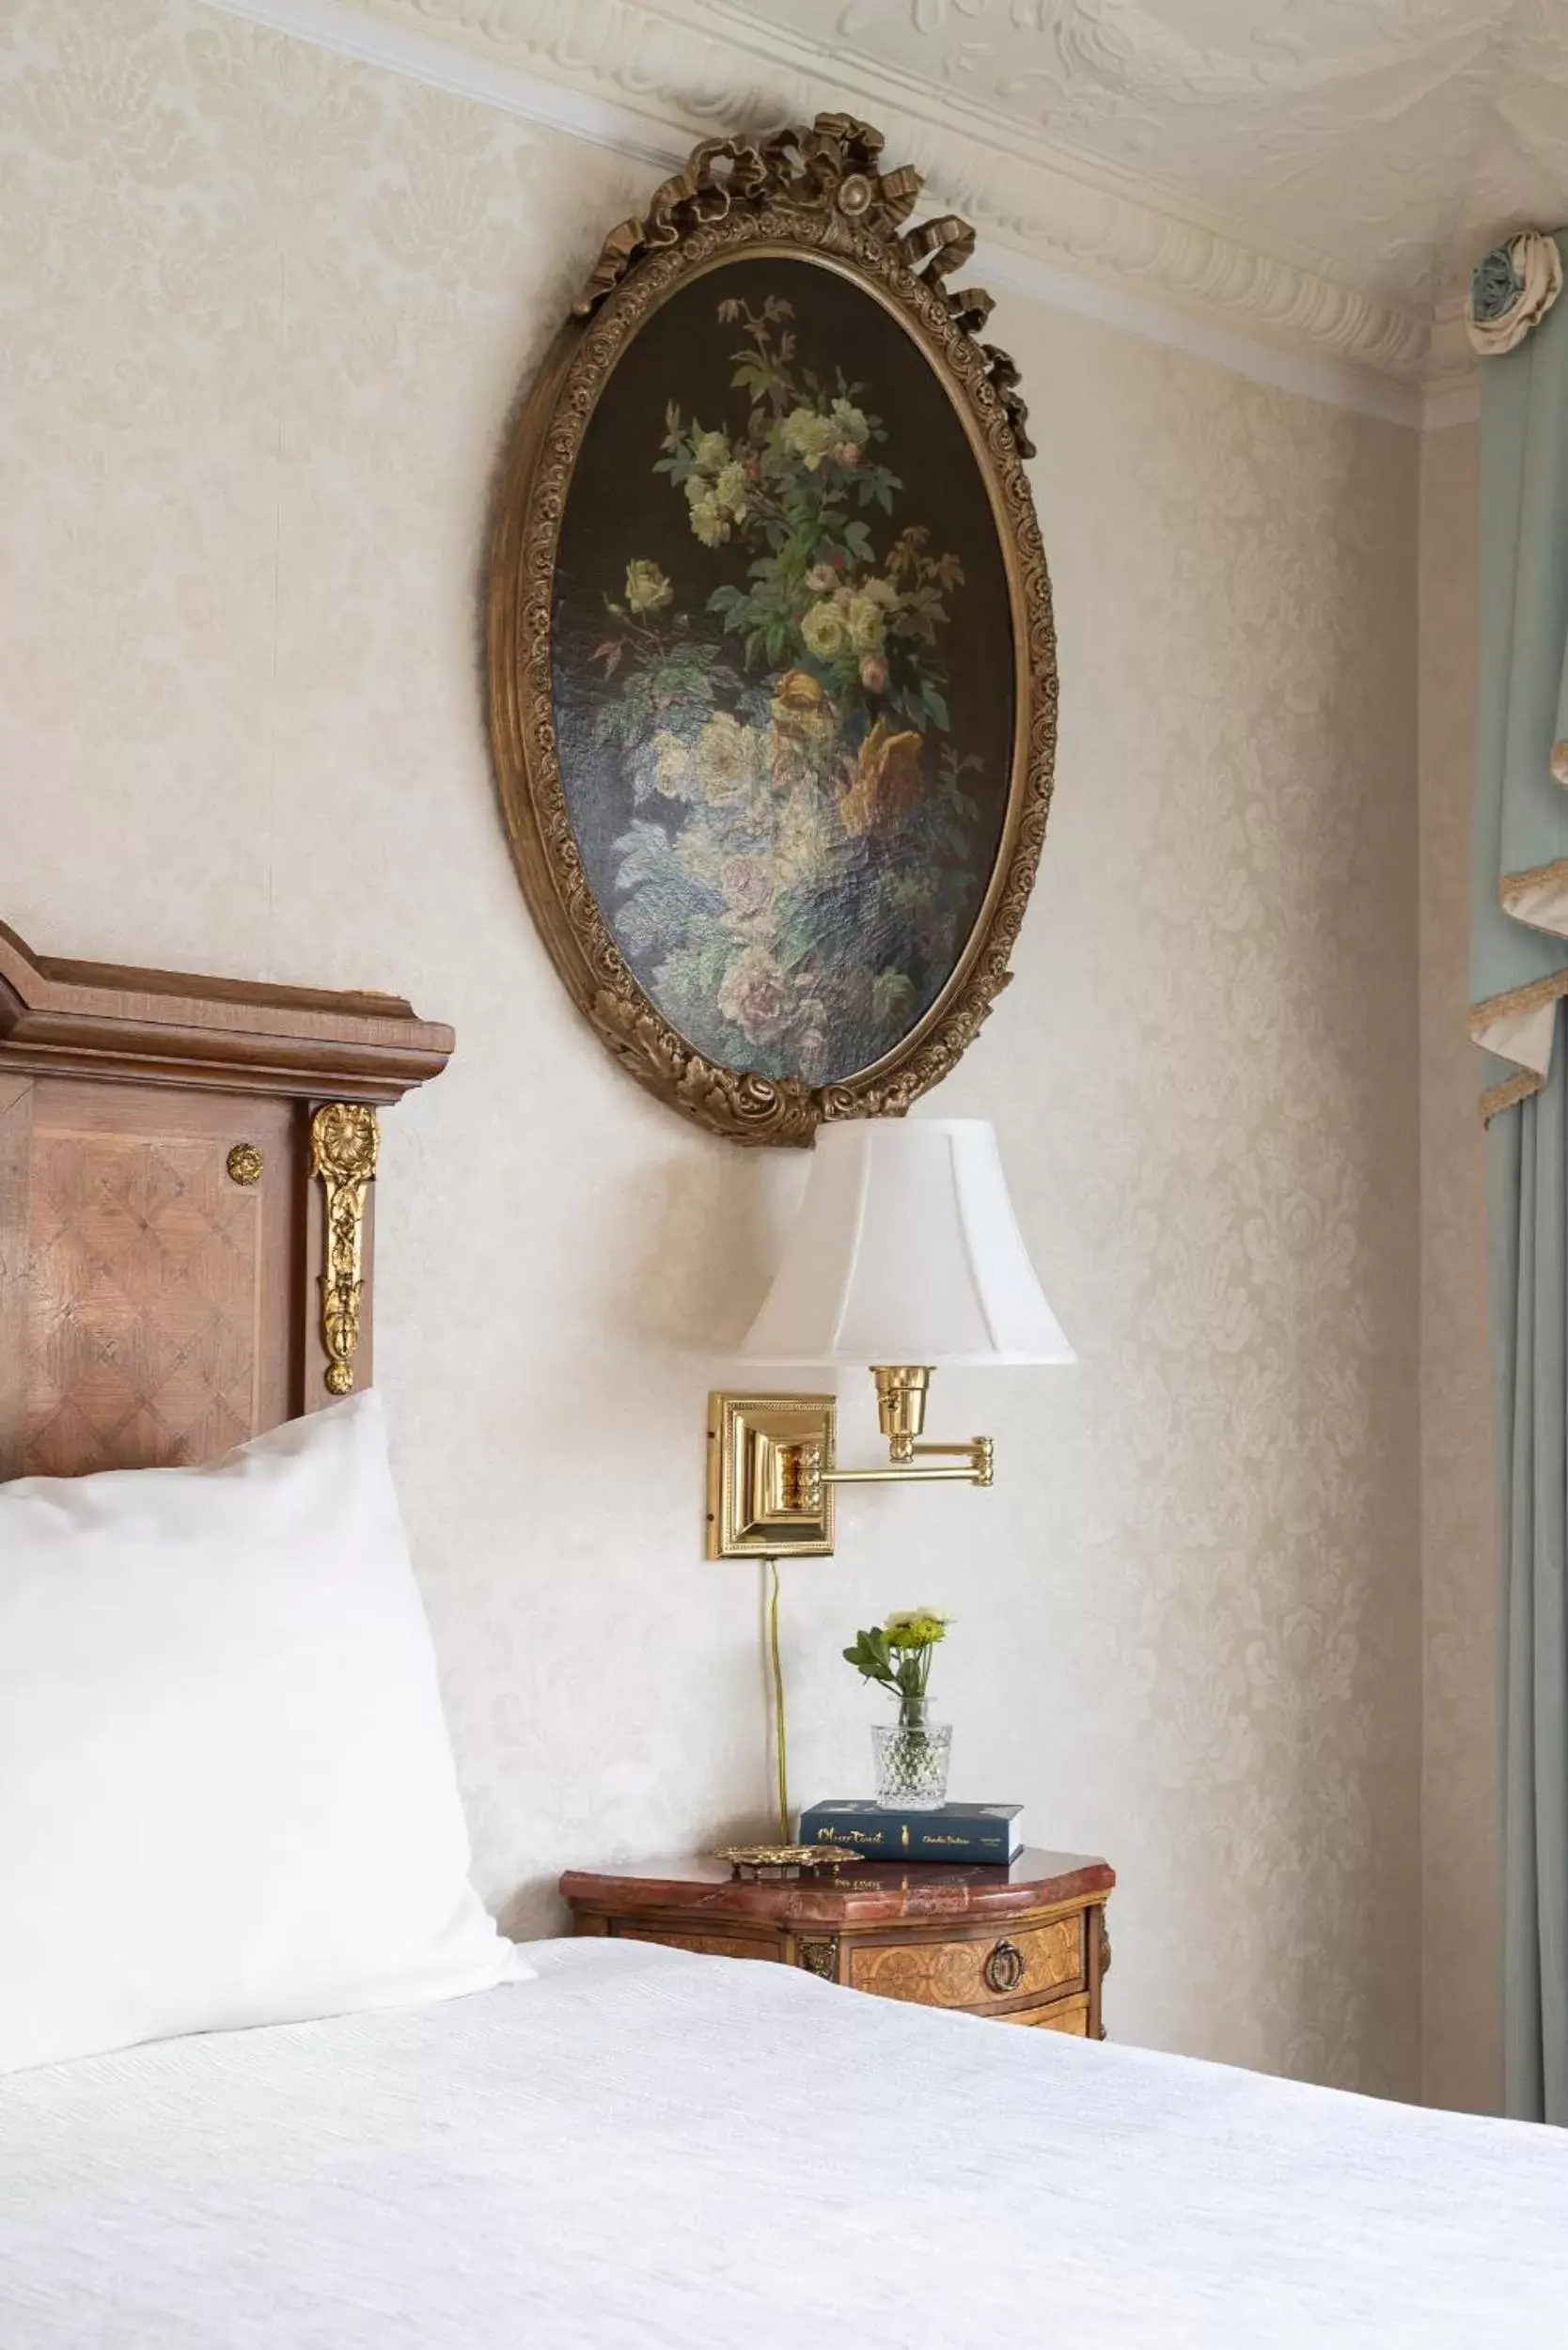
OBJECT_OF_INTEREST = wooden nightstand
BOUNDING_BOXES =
[559,1848,1114,2034]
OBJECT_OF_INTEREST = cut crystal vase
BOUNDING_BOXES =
[870,1718,951,1810]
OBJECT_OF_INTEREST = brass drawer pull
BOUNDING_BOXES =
[983,1937,1026,1995]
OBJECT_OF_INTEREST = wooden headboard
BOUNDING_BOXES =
[0,920,452,1481]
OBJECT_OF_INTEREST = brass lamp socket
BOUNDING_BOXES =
[873,1364,932,1462]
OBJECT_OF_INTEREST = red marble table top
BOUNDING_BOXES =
[559,1847,1114,1928]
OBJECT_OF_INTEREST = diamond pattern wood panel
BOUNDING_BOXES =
[24,1125,264,1475]
[0,919,447,1485]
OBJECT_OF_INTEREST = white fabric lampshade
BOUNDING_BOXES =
[738,1118,1074,1368]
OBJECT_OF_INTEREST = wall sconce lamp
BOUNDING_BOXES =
[706,1119,1073,1559]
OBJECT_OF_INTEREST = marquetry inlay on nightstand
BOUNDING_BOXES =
[559,1849,1115,2034]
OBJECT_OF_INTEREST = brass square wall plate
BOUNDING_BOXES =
[706,1391,837,1559]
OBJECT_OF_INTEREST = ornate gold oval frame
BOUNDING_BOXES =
[487,114,1058,1146]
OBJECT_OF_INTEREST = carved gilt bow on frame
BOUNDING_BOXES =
[572,112,1036,458]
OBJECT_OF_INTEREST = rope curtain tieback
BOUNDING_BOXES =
[1467,229,1563,358]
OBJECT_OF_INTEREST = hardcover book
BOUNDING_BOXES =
[798,1800,1025,1865]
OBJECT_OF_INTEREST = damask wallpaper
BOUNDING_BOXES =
[0,0,1441,2098]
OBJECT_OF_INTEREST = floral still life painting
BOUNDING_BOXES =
[549,255,1018,1093]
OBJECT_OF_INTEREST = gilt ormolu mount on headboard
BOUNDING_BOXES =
[488,112,1058,1146]
[0,919,452,1480]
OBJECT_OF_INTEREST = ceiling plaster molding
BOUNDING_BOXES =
[199,0,1435,425]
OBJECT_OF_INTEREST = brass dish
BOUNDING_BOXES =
[715,1842,858,1882]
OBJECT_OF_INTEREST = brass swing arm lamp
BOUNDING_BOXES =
[705,1120,1071,1560]
[785,1367,993,1504]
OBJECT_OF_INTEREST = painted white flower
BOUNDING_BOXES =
[654,712,767,807]
[651,728,701,803]
[831,397,870,446]
[691,427,730,474]
[692,711,767,805]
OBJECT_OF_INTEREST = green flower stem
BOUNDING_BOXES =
[767,1559,789,1841]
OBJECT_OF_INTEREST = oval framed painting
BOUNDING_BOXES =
[488,115,1058,1144]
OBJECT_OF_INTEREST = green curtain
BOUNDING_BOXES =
[1488,1025,1568,2123]
[1471,230,1568,2125]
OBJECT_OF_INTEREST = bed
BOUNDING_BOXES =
[1,916,1564,2347]
[4,1936,1565,2347]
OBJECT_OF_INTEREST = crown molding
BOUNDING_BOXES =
[198,0,1438,426]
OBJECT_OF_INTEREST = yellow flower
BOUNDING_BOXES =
[778,406,839,472]
[713,461,749,523]
[843,591,887,654]
[882,1607,951,1650]
[624,558,672,615]
[688,490,729,547]
[692,427,730,474]
[801,599,851,660]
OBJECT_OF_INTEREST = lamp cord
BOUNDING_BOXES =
[766,1558,790,1841]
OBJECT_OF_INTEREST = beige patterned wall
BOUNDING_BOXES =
[1418,422,1499,2114]
[0,0,1421,2095]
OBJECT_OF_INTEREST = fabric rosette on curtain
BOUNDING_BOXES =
[1468,226,1568,2126]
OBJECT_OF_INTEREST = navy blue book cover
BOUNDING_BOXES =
[799,1799,1024,1863]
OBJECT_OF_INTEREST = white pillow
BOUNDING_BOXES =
[0,1391,524,2075]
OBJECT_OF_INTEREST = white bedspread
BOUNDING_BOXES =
[1,1935,1562,2347]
